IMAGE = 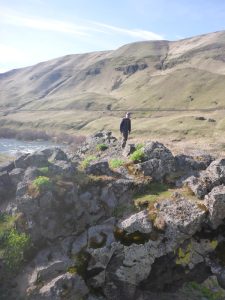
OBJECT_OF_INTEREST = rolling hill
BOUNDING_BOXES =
[0,30,225,144]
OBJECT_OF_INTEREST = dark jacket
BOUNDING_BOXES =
[120,117,131,133]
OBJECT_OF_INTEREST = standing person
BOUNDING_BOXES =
[120,112,131,148]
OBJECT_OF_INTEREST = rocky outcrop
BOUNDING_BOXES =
[135,142,175,181]
[115,63,148,75]
[1,136,225,299]
[186,158,225,198]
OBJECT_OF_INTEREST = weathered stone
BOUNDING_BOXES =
[0,160,15,173]
[0,171,12,200]
[118,210,152,234]
[135,142,175,181]
[204,185,225,229]
[175,154,213,173]
[100,187,118,209]
[71,231,88,256]
[37,260,70,282]
[15,152,48,169]
[48,148,68,162]
[185,175,209,199]
[143,141,174,162]
[88,217,116,248]
[186,159,225,198]
[157,198,206,240]
[9,168,24,187]
[39,273,88,299]
[86,160,113,176]
[48,160,76,178]
[217,270,225,289]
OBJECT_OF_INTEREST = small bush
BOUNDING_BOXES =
[109,158,125,169]
[32,176,51,191]
[0,213,31,273]
[130,148,145,162]
[81,156,97,169]
[3,228,30,272]
[96,143,108,151]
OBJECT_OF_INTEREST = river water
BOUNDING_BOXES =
[0,138,62,157]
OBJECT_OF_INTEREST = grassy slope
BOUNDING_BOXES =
[0,31,225,144]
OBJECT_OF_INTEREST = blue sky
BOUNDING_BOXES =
[1,0,225,72]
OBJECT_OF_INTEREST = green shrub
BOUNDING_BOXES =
[109,158,125,169]
[32,176,51,191]
[96,143,108,151]
[81,156,97,169]
[3,228,30,272]
[130,148,145,162]
[0,213,31,273]
[0,213,18,242]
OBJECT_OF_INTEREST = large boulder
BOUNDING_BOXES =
[15,152,49,169]
[135,142,175,181]
[186,159,225,199]
[204,185,225,229]
[118,210,152,234]
[156,197,207,241]
[48,160,76,179]
[86,160,114,176]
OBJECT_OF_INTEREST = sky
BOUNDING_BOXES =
[1,0,225,73]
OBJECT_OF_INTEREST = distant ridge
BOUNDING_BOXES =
[0,30,225,135]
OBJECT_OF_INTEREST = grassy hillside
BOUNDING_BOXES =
[0,30,225,141]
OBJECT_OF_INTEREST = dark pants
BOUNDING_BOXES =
[121,131,129,148]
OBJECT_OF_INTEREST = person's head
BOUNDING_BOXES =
[126,112,131,118]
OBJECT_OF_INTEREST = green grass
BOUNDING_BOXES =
[134,182,170,208]
[130,148,145,162]
[96,143,108,151]
[81,155,97,169]
[109,158,125,168]
[0,213,18,241]
[32,176,51,192]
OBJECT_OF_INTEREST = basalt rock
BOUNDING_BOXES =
[135,142,175,181]
[186,158,225,198]
[1,140,225,299]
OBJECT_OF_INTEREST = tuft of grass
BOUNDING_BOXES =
[134,182,170,208]
[109,158,125,169]
[130,148,145,162]
[96,143,108,151]
[28,176,52,197]
[81,155,97,169]
[32,176,51,191]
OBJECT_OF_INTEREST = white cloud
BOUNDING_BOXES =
[92,22,164,40]
[0,8,163,41]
